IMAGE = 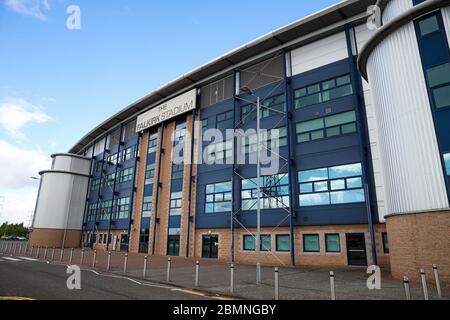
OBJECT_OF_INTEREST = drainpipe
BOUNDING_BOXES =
[126,133,141,252]
[152,123,165,255]
[185,109,197,257]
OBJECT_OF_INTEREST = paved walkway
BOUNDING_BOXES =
[1,242,449,300]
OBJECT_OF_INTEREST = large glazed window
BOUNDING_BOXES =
[303,234,320,252]
[169,192,183,216]
[145,163,155,185]
[298,163,365,207]
[296,111,357,143]
[241,173,289,210]
[294,75,353,109]
[242,127,287,154]
[114,197,130,219]
[148,132,158,154]
[99,200,113,221]
[205,139,233,162]
[216,111,233,131]
[205,181,232,213]
[142,196,152,218]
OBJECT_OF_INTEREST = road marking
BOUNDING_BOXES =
[17,257,38,261]
[0,296,35,300]
[2,257,21,262]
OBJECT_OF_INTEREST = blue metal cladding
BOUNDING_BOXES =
[414,11,450,203]
[195,55,376,229]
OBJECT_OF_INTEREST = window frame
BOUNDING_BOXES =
[325,233,341,253]
[216,110,233,131]
[275,234,291,252]
[382,232,389,254]
[205,181,232,214]
[303,234,320,253]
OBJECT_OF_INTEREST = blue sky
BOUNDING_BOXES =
[0,0,338,224]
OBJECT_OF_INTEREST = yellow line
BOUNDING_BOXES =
[0,296,35,300]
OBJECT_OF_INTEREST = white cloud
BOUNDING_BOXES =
[0,186,38,225]
[0,140,51,190]
[49,139,57,149]
[4,0,51,21]
[0,97,52,140]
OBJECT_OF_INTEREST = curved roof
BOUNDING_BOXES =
[69,0,375,155]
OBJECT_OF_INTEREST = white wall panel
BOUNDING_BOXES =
[382,0,413,24]
[290,31,348,76]
[366,21,449,215]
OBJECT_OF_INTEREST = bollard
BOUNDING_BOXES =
[51,247,55,261]
[0,242,3,252]
[69,248,74,264]
[230,263,235,294]
[20,243,24,255]
[80,249,85,265]
[92,250,97,268]
[432,265,442,298]
[60,248,64,262]
[420,269,429,300]
[143,255,148,278]
[166,258,171,282]
[30,246,34,257]
[123,253,128,273]
[330,271,336,300]
[195,261,200,287]
[13,243,17,255]
[274,267,279,300]
[403,276,411,300]
[8,242,12,254]
[107,251,111,271]
[36,246,40,259]
[44,247,48,260]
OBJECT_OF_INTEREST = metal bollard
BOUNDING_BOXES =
[432,265,442,298]
[403,276,411,300]
[274,267,279,300]
[330,271,336,300]
[30,246,34,257]
[80,249,85,265]
[36,246,40,259]
[107,251,111,271]
[44,247,48,260]
[60,248,64,262]
[13,243,17,255]
[69,248,74,264]
[123,253,128,273]
[143,255,148,278]
[230,263,235,294]
[20,243,24,255]
[92,250,97,268]
[420,269,429,300]
[8,242,12,254]
[195,261,200,287]
[51,247,55,261]
[166,258,171,282]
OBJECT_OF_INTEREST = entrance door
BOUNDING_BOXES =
[120,234,129,252]
[346,233,367,266]
[167,235,180,256]
[202,235,219,259]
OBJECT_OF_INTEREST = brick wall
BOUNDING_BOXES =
[30,228,81,248]
[386,210,450,284]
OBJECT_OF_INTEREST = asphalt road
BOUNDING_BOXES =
[0,254,213,300]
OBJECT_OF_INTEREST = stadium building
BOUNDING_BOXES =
[29,0,450,282]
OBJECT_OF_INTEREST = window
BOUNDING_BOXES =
[171,163,184,180]
[99,200,113,221]
[276,235,290,252]
[169,192,183,216]
[444,153,450,175]
[148,132,158,154]
[382,232,389,254]
[99,234,103,244]
[243,235,270,251]
[87,203,97,222]
[298,163,365,207]
[241,174,290,210]
[216,111,233,131]
[243,127,287,154]
[241,94,285,124]
[142,196,152,218]
[94,161,103,173]
[294,75,353,109]
[201,119,208,133]
[205,181,232,213]
[303,234,320,252]
[91,178,101,191]
[260,235,271,252]
[418,15,440,36]
[174,121,186,145]
[119,168,134,183]
[114,197,130,220]
[107,153,118,166]
[296,111,357,143]
[145,163,155,185]
[205,139,233,162]
[426,63,450,109]
[325,234,341,253]
[120,147,133,163]
[102,173,116,189]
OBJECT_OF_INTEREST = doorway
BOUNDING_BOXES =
[167,235,180,256]
[346,233,367,266]
[202,234,219,259]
